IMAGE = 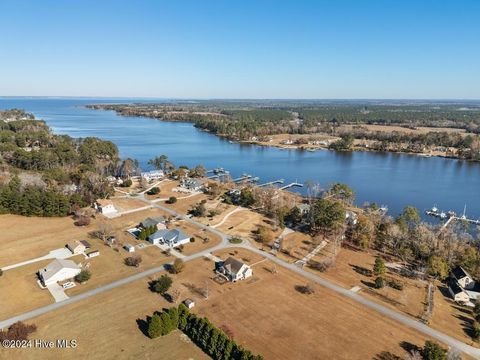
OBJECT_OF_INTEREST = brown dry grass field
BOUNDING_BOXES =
[171,220,222,256]
[161,193,208,214]
[144,179,181,200]
[217,210,282,244]
[430,283,478,347]
[0,252,439,360]
[310,245,426,320]
[109,197,148,212]
[0,260,55,319]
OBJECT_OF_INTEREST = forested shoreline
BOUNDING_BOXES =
[88,102,480,161]
[0,109,119,216]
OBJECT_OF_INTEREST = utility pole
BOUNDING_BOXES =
[205,280,209,299]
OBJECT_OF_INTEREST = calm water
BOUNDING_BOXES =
[1,98,479,219]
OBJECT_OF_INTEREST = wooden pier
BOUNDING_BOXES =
[257,179,284,187]
[279,182,303,190]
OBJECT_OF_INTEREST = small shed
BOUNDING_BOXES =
[124,244,135,253]
[86,250,100,258]
[184,298,195,309]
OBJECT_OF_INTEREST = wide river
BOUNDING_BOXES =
[1,98,479,219]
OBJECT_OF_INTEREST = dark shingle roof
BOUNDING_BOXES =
[448,280,465,295]
[452,266,470,280]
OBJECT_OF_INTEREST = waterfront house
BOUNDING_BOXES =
[216,257,252,282]
[38,259,81,286]
[141,170,164,181]
[181,178,205,192]
[448,266,480,305]
[148,229,191,247]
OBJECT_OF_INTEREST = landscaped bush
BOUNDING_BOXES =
[387,278,404,291]
[295,284,315,295]
[308,258,332,272]
[75,270,91,283]
[119,179,132,187]
[138,225,157,240]
[151,274,172,294]
[229,237,243,244]
[146,304,263,360]
[167,196,177,204]
[374,276,385,289]
[147,187,160,195]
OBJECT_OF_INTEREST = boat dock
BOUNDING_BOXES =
[257,179,284,187]
[279,182,304,190]
[233,174,252,183]
[426,205,480,229]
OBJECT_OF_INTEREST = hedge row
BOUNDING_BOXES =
[147,304,263,360]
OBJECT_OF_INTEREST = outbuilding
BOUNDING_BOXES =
[184,298,195,309]
[124,244,135,253]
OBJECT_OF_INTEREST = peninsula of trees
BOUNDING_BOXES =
[87,101,480,161]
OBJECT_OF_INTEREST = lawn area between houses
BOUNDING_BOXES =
[1,251,443,360]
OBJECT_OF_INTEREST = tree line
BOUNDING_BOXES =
[147,304,263,360]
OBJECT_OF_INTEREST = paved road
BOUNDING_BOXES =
[2,194,480,358]
[1,248,74,271]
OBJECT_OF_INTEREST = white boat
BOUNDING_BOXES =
[440,212,447,219]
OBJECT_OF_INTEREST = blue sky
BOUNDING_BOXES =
[1,0,479,99]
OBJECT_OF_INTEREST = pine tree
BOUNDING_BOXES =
[147,314,163,339]
[373,257,386,276]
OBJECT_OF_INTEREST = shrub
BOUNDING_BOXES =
[295,284,315,294]
[119,179,132,187]
[190,237,195,243]
[0,269,3,277]
[147,187,160,195]
[153,274,172,294]
[422,340,447,360]
[229,237,242,244]
[0,322,37,341]
[167,196,177,204]
[147,314,163,339]
[75,270,91,283]
[124,255,142,267]
[74,215,91,226]
[387,278,404,291]
[374,276,385,289]
[308,258,332,272]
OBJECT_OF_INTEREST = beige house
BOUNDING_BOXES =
[216,257,253,282]
[66,240,86,254]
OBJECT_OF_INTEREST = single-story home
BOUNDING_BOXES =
[86,250,100,258]
[184,298,195,309]
[148,229,191,247]
[66,240,86,254]
[216,257,253,282]
[140,216,166,230]
[38,259,81,286]
[95,199,117,215]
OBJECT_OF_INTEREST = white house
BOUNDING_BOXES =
[38,259,81,286]
[216,257,253,282]
[95,199,117,215]
[141,170,164,181]
[66,240,86,255]
[148,229,191,247]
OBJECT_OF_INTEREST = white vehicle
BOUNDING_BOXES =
[62,281,76,289]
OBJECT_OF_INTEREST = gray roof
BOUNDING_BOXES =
[149,229,190,243]
[39,259,80,282]
[223,257,247,275]
[140,216,165,228]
